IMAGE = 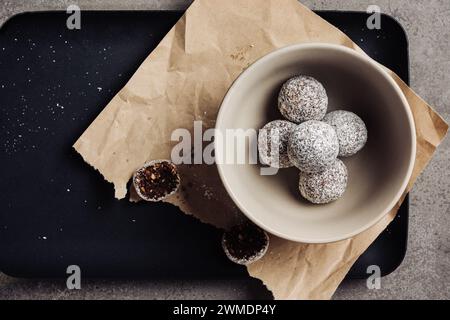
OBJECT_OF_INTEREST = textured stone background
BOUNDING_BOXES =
[0,0,448,300]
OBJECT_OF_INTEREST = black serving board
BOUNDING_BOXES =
[0,11,409,284]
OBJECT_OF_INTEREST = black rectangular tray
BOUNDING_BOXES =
[0,10,409,287]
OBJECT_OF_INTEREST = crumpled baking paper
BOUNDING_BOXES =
[73,0,448,299]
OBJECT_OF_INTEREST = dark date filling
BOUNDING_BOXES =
[134,161,179,201]
[223,222,268,261]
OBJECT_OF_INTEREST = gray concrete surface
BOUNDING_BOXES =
[0,0,449,300]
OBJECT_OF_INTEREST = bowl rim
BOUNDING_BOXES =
[215,43,417,243]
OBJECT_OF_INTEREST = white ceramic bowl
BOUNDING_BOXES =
[215,43,416,243]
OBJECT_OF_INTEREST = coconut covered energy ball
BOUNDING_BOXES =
[258,120,296,168]
[299,159,348,204]
[323,110,368,157]
[278,75,328,123]
[288,120,339,173]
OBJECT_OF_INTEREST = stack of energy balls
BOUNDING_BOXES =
[258,75,368,204]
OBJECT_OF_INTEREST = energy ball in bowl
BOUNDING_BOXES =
[278,75,328,123]
[323,110,368,157]
[288,120,339,173]
[258,120,296,168]
[299,158,348,204]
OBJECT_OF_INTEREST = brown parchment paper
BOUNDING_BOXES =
[73,0,448,299]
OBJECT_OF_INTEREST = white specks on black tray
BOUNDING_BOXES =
[203,186,214,200]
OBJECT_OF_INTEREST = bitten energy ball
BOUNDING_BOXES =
[288,120,339,173]
[299,159,348,204]
[278,75,328,123]
[323,110,368,157]
[133,160,180,201]
[258,120,296,168]
[222,221,269,265]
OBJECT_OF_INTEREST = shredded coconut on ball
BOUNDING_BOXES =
[258,120,296,168]
[323,110,368,157]
[288,120,339,173]
[278,75,328,123]
[299,158,348,204]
